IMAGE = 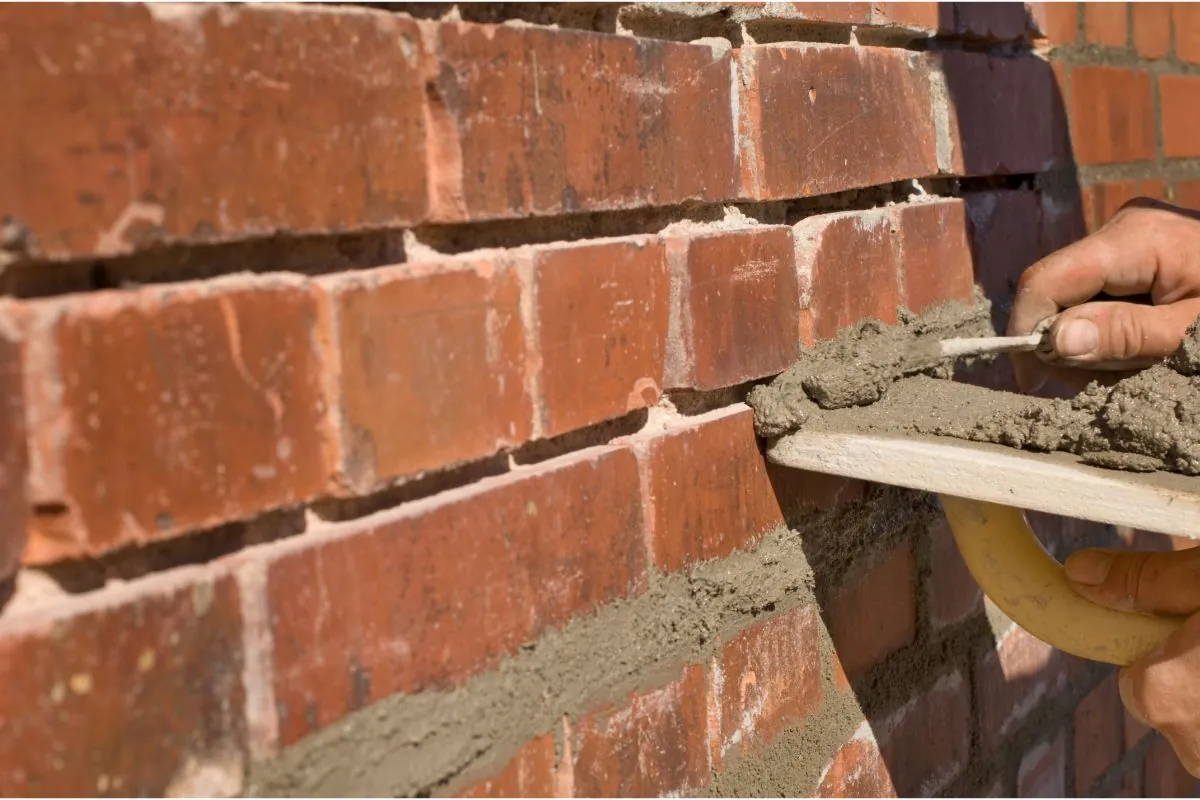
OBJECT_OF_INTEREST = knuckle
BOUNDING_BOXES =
[1105,305,1145,360]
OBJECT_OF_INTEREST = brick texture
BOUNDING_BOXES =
[828,542,917,679]
[324,258,531,492]
[0,313,26,580]
[1145,735,1198,797]
[1067,67,1156,165]
[1175,3,1200,63]
[895,199,976,313]
[461,735,558,798]
[664,227,800,391]
[572,665,709,796]
[978,624,1066,748]
[265,447,646,745]
[1160,75,1200,158]
[1133,3,1172,58]
[928,516,983,628]
[878,671,971,796]
[1018,733,1067,797]
[1075,674,1125,793]
[1030,2,1079,44]
[23,277,335,564]
[0,568,245,796]
[1084,2,1128,46]
[739,46,938,200]
[642,407,783,572]
[818,723,897,797]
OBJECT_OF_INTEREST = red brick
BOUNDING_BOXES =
[1175,2,1200,62]
[967,190,1042,315]
[0,4,428,261]
[772,3,873,24]
[427,23,736,222]
[895,199,976,313]
[1082,180,1140,233]
[1178,179,1200,209]
[0,312,26,580]
[264,446,646,746]
[766,466,867,518]
[828,542,916,679]
[664,227,800,391]
[324,258,531,492]
[1126,708,1152,751]
[1145,735,1199,797]
[1029,2,1079,44]
[1161,75,1200,158]
[794,209,900,340]
[23,277,334,564]
[642,406,783,572]
[1120,765,1144,797]
[536,239,668,436]
[708,605,821,765]
[868,2,944,32]
[1068,67,1155,165]
[572,665,709,796]
[1084,2,1128,46]
[817,722,898,797]
[461,735,557,798]
[938,52,1063,176]
[1076,673,1125,792]
[978,624,1066,748]
[739,46,938,200]
[0,567,245,796]
[877,671,971,796]
[1017,732,1066,797]
[1133,3,1172,57]
[955,3,1031,41]
[929,516,983,628]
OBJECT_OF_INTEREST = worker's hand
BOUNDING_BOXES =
[1064,546,1200,776]
[1008,199,1200,392]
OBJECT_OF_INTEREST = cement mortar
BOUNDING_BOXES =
[246,488,933,798]
[749,304,1200,478]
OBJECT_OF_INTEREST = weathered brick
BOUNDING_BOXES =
[664,227,800,391]
[708,605,821,765]
[794,209,900,340]
[817,722,897,797]
[536,239,668,437]
[1076,673,1125,792]
[739,46,938,200]
[929,516,982,628]
[264,446,646,746]
[877,671,971,796]
[1178,178,1200,210]
[1145,735,1198,797]
[1029,2,1079,44]
[1161,75,1200,158]
[828,542,917,679]
[0,567,245,796]
[642,406,783,573]
[461,735,558,798]
[1084,2,1128,45]
[1068,67,1156,165]
[324,258,531,492]
[772,3,873,24]
[868,2,944,33]
[978,624,1066,748]
[0,4,429,261]
[1133,3,1172,57]
[23,276,335,564]
[895,199,976,313]
[937,52,1061,176]
[572,665,709,796]
[1175,2,1200,63]
[955,2,1031,41]
[0,310,27,580]
[1017,732,1066,797]
[426,22,736,221]
[966,191,1042,323]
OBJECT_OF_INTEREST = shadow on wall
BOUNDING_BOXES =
[772,3,1186,796]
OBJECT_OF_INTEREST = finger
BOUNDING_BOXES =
[1041,298,1200,367]
[1064,547,1200,615]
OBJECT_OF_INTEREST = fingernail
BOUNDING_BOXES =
[1055,319,1100,357]
[1065,550,1114,585]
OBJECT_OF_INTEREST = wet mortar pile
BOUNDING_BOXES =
[748,296,1200,476]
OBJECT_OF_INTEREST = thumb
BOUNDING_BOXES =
[1046,298,1200,367]
[1065,547,1200,615]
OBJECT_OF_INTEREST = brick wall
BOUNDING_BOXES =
[1,2,1198,797]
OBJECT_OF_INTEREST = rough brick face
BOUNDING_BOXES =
[536,239,668,436]
[1133,3,1172,58]
[642,406,783,572]
[978,624,1066,748]
[708,605,821,764]
[23,277,335,564]
[1160,75,1200,158]
[878,671,971,796]
[828,542,917,679]
[265,447,646,745]
[1067,67,1156,165]
[1174,3,1200,63]
[461,735,558,798]
[0,569,245,796]
[818,724,898,797]
[1084,2,1127,45]
[928,516,983,628]
[572,665,709,796]
[1075,673,1124,792]
[895,199,976,312]
[0,4,429,261]
[665,227,800,390]
[1018,733,1067,797]
[0,313,27,580]
[739,45,938,200]
[426,23,736,221]
[325,258,531,491]
[795,209,900,340]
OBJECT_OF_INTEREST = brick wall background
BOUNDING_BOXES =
[2,2,1200,797]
